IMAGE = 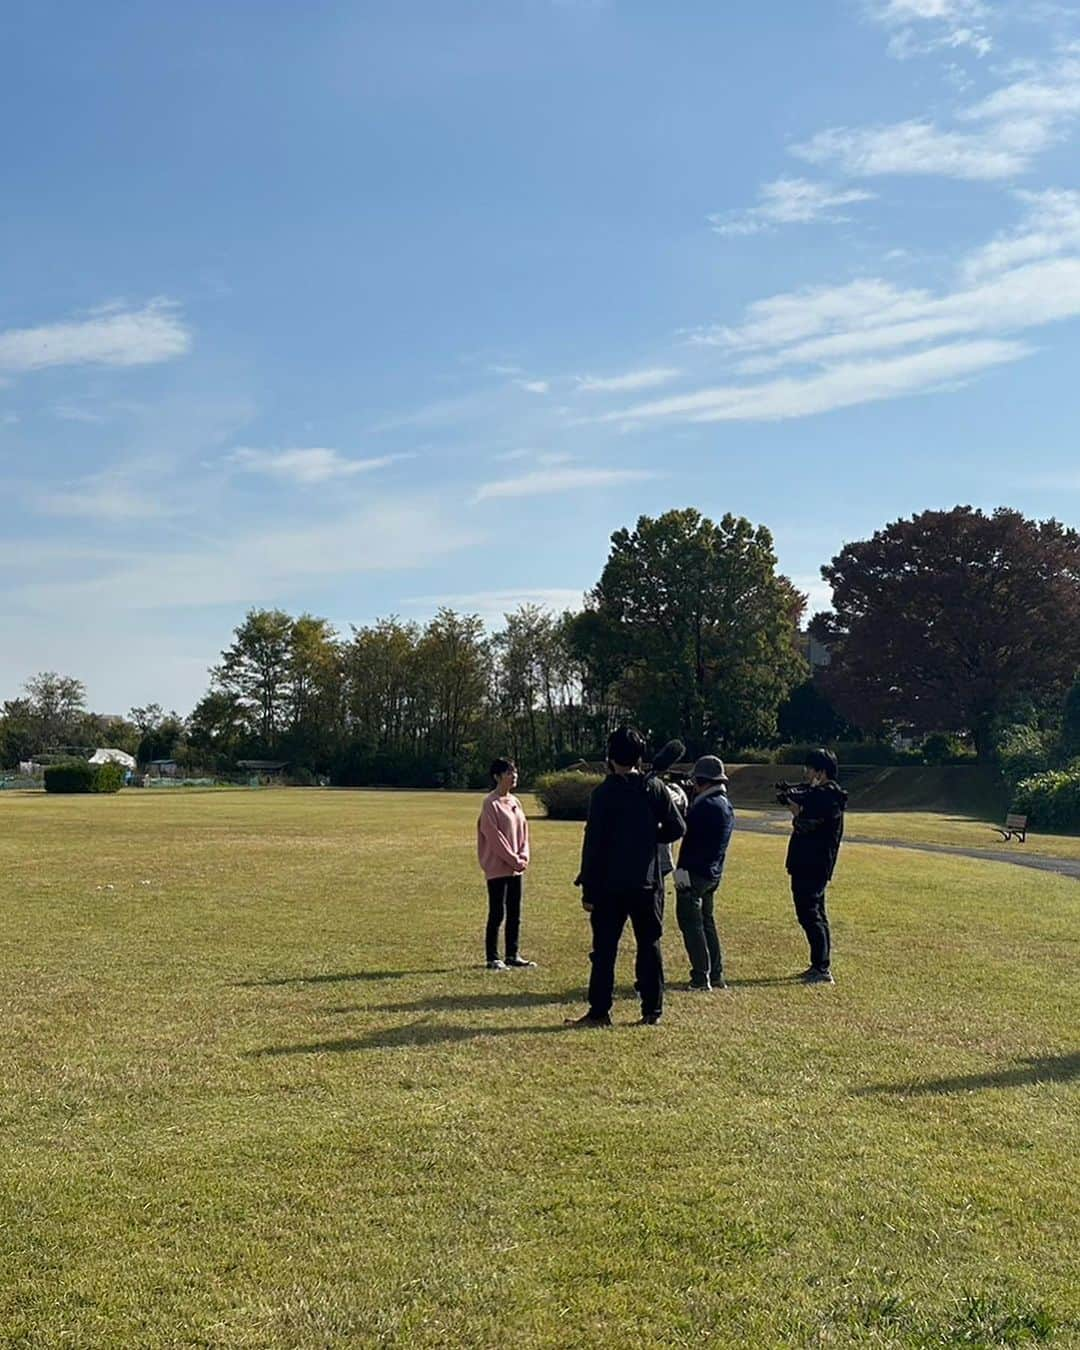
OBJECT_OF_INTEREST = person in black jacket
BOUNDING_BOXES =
[783,747,847,985]
[565,726,686,1028]
[674,755,735,991]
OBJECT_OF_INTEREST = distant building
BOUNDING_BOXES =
[796,629,831,673]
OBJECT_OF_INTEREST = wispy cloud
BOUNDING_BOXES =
[404,587,585,622]
[595,339,1028,424]
[11,499,478,612]
[961,187,1080,280]
[709,178,876,235]
[0,300,190,372]
[226,447,412,484]
[35,473,174,522]
[867,0,993,59]
[475,466,660,501]
[574,366,682,392]
[53,403,108,424]
[514,378,550,394]
[794,48,1080,180]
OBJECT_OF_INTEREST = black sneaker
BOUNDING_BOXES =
[687,981,712,993]
[563,1012,612,1028]
[637,1013,662,1026]
[505,956,537,968]
[713,978,729,990]
[802,968,835,985]
[486,959,508,971]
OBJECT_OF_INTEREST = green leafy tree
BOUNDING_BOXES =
[812,507,1080,762]
[571,509,806,754]
[212,609,296,750]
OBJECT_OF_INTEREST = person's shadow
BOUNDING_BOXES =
[858,1051,1080,1096]
[249,1017,570,1056]
[232,968,458,988]
[328,990,581,1015]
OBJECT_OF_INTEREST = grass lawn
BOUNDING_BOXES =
[1,789,1077,1348]
[737,807,1080,862]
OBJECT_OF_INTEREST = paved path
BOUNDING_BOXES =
[738,816,1080,881]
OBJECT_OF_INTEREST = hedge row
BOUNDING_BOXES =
[43,761,126,794]
[533,771,604,820]
[1014,768,1080,832]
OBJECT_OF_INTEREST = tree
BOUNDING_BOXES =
[23,672,87,750]
[212,609,296,750]
[777,679,857,745]
[1061,674,1080,763]
[811,507,1080,762]
[571,509,807,754]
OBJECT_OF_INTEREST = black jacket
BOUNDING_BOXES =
[785,780,847,880]
[579,772,686,896]
[677,787,735,881]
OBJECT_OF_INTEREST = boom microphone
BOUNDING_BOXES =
[648,739,686,778]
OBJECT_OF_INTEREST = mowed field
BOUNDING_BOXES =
[1,790,1077,1349]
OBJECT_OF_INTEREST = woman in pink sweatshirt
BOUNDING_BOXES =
[477,758,535,970]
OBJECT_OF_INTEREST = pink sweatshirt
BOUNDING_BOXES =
[477,790,530,880]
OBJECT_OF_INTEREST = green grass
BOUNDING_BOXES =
[1,789,1077,1348]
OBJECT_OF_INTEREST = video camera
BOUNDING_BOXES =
[774,779,811,806]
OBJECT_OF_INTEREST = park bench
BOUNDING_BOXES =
[994,812,1028,844]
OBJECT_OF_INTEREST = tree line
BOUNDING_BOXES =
[3,505,1080,783]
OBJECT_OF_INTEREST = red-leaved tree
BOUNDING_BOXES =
[810,506,1080,761]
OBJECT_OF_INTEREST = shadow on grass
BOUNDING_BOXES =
[233,968,459,988]
[250,1017,570,1055]
[335,989,581,1015]
[860,1051,1080,1096]
[725,975,803,988]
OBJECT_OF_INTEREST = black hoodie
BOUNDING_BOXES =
[785,780,848,880]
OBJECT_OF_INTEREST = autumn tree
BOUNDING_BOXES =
[571,509,807,754]
[811,506,1080,761]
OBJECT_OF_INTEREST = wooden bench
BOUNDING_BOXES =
[995,812,1028,843]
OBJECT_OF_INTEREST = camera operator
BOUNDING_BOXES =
[565,726,686,1028]
[779,748,847,985]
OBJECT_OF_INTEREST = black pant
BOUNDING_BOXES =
[486,875,522,961]
[790,872,831,971]
[588,887,664,1019]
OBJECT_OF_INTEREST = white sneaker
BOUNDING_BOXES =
[486,959,508,971]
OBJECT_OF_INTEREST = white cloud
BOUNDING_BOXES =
[514,378,550,394]
[2,412,18,425]
[795,49,1080,181]
[475,466,660,501]
[0,300,190,372]
[709,178,876,235]
[710,255,1080,374]
[226,447,411,484]
[793,118,1039,180]
[596,338,1029,424]
[961,188,1080,280]
[574,366,682,392]
[867,0,993,58]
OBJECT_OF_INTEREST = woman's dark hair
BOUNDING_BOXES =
[805,747,839,780]
[607,725,646,768]
[489,757,515,782]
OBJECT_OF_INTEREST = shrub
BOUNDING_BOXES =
[731,747,773,764]
[533,771,604,820]
[44,760,124,794]
[920,733,974,765]
[1014,768,1080,832]
[91,762,126,793]
[996,724,1053,793]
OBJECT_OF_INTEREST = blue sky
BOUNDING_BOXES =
[3,0,1080,714]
